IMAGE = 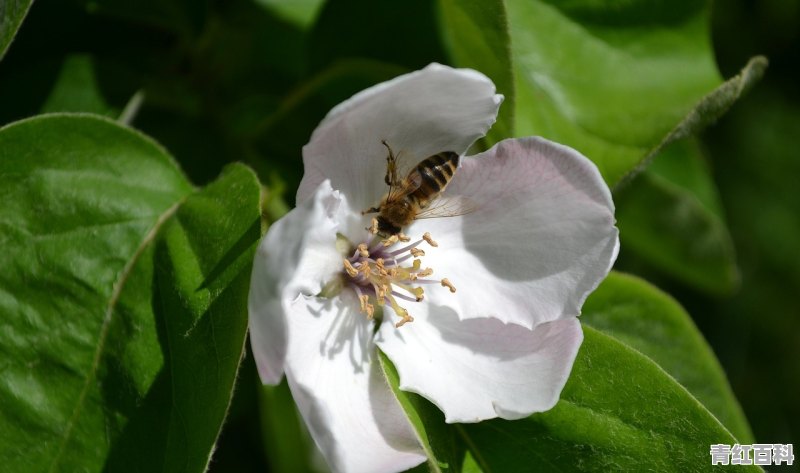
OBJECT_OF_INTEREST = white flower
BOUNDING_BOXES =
[248,64,619,473]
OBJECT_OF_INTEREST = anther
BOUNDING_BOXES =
[358,295,375,319]
[441,278,456,293]
[422,232,438,247]
[382,234,399,247]
[343,259,359,277]
[376,284,388,302]
[394,311,414,328]
[340,228,455,330]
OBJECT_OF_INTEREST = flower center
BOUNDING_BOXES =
[341,222,456,328]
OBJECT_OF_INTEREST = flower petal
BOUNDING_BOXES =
[410,137,619,329]
[375,306,583,423]
[248,180,345,384]
[285,293,426,473]
[298,63,503,211]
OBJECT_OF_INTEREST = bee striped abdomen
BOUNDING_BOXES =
[411,151,458,206]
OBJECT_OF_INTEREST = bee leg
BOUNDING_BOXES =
[384,160,393,186]
[382,140,400,187]
[361,206,380,215]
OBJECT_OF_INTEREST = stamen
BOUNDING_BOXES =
[343,259,358,277]
[389,297,414,328]
[441,278,456,293]
[422,232,438,247]
[359,262,371,279]
[382,234,399,247]
[340,230,453,329]
[391,291,419,303]
[358,294,375,319]
[369,218,379,235]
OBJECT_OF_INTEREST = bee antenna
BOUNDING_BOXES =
[381,139,394,156]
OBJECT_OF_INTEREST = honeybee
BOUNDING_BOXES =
[362,140,463,236]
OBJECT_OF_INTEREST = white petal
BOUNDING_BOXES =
[298,63,503,211]
[409,137,619,329]
[285,293,426,473]
[248,181,345,384]
[375,307,583,423]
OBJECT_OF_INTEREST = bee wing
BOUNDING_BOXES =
[415,195,477,219]
[384,149,425,200]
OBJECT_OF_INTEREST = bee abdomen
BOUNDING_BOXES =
[412,151,458,202]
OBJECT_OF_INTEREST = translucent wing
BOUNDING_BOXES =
[415,195,478,219]
[383,143,422,202]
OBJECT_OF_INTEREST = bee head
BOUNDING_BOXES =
[376,216,401,236]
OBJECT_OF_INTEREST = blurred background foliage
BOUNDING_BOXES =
[0,0,797,471]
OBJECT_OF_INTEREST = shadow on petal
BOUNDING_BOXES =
[367,355,429,455]
[425,303,559,360]
[288,381,344,470]
[418,137,616,289]
[307,293,373,374]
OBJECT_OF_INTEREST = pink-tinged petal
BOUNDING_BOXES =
[285,293,426,473]
[248,181,345,384]
[376,307,583,423]
[410,137,619,329]
[298,63,503,211]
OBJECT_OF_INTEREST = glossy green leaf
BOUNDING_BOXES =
[506,0,765,186]
[437,0,514,145]
[0,114,261,472]
[459,326,759,472]
[616,140,740,294]
[582,272,753,443]
[0,0,32,60]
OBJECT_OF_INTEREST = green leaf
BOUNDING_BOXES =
[506,0,765,186]
[436,0,514,145]
[622,56,767,187]
[40,54,118,118]
[254,0,326,29]
[459,326,759,472]
[0,114,261,472]
[0,0,32,60]
[615,140,740,294]
[379,352,465,473]
[582,272,753,443]
[258,380,320,473]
